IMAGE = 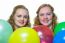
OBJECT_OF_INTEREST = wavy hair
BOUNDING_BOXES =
[8,5,31,31]
[34,4,57,31]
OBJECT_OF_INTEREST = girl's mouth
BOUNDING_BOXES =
[19,21,24,24]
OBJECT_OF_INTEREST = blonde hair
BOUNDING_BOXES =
[34,4,57,31]
[8,5,31,31]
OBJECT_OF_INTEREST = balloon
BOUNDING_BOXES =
[33,25,53,43]
[9,27,40,43]
[54,22,65,35]
[53,30,65,43]
[0,19,13,43]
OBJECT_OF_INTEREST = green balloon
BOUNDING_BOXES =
[54,22,65,35]
[0,19,13,43]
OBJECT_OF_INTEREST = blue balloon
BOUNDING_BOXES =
[53,30,65,43]
[0,19,13,43]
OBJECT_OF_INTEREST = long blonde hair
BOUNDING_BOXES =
[34,4,57,31]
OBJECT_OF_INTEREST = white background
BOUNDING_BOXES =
[0,0,65,27]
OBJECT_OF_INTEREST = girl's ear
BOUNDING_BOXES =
[53,13,57,20]
[52,18,55,22]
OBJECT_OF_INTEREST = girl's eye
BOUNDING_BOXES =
[17,15,22,17]
[40,14,44,16]
[47,12,52,15]
[47,13,51,15]
[24,15,28,18]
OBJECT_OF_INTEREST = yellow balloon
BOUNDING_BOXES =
[9,27,40,43]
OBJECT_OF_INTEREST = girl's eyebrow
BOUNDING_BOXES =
[45,11,52,13]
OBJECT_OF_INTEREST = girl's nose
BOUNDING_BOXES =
[21,17,24,20]
[44,15,48,19]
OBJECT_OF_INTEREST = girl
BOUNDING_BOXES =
[34,4,57,31]
[8,5,31,31]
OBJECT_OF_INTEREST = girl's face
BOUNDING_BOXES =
[38,7,53,26]
[14,8,28,27]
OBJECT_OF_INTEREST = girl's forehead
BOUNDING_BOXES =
[39,7,52,14]
[15,9,28,15]
[40,6,52,11]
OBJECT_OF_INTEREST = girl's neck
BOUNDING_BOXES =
[48,24,53,31]
[14,25,20,30]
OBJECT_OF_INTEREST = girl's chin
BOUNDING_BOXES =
[43,25,48,26]
[41,23,49,26]
[18,24,25,27]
